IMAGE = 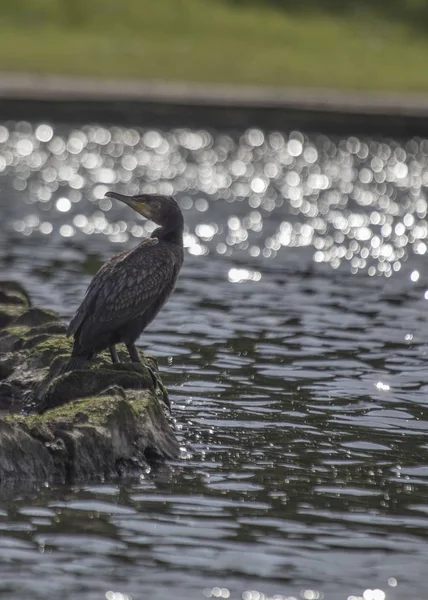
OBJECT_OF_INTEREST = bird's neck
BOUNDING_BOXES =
[152,222,183,245]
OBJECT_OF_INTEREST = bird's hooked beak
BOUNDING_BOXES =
[105,192,153,219]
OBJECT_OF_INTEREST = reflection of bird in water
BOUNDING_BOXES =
[64,192,184,372]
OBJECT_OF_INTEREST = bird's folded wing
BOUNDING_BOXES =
[66,249,128,337]
[67,239,174,344]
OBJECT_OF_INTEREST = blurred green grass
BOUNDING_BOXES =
[0,0,428,92]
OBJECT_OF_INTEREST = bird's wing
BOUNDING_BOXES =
[67,249,129,337]
[68,239,177,348]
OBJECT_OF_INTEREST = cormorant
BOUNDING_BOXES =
[64,192,184,371]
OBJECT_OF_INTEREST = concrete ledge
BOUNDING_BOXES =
[1,73,428,136]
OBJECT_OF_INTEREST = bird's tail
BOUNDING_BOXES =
[59,354,88,375]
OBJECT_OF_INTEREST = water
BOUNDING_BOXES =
[1,121,428,600]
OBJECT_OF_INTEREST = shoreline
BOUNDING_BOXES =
[1,73,428,136]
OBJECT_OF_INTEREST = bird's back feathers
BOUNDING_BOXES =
[68,237,182,355]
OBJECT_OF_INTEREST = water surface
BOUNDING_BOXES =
[1,121,428,600]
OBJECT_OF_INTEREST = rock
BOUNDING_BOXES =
[0,305,27,329]
[0,419,54,484]
[3,391,179,484]
[13,307,60,328]
[0,281,31,328]
[0,282,180,486]
[0,280,31,307]
[40,362,156,411]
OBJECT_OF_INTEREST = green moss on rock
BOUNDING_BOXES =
[0,282,180,486]
[41,394,127,427]
[0,281,31,307]
[0,304,27,328]
[1,325,32,339]
[0,289,28,307]
[39,362,155,411]
[30,334,74,363]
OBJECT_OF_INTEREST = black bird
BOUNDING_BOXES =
[64,192,184,371]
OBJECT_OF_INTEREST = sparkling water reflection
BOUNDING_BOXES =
[1,121,428,599]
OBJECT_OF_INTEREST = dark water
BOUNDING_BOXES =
[1,122,428,600]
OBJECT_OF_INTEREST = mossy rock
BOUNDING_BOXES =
[0,353,15,380]
[28,333,74,367]
[0,281,31,328]
[0,281,31,300]
[0,318,65,354]
[0,304,27,329]
[39,361,156,411]
[13,307,60,327]
[0,281,31,308]
[2,391,178,483]
[0,282,180,486]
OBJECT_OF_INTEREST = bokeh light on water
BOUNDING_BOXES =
[2,121,428,276]
[1,120,428,600]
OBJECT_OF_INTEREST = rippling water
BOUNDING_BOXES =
[1,121,428,600]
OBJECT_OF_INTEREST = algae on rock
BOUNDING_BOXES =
[0,281,180,486]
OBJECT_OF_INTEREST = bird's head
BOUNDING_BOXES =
[105,191,182,229]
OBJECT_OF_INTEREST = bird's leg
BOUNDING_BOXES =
[126,342,157,390]
[126,342,141,363]
[109,345,120,364]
